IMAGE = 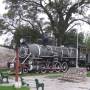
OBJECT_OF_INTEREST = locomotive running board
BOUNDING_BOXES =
[11,56,16,63]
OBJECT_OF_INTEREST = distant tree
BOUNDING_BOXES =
[85,36,90,50]
[63,29,84,45]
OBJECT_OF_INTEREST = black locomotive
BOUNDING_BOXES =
[16,38,88,73]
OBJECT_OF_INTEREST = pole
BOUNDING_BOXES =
[76,29,79,68]
[15,47,19,82]
[15,46,21,88]
[76,0,79,68]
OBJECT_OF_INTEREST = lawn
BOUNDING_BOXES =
[0,68,9,73]
[20,72,63,77]
[87,71,90,77]
[46,73,63,78]
[0,86,29,90]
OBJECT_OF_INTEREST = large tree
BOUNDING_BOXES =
[2,0,90,45]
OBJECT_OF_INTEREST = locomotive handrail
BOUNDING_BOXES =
[12,56,16,62]
[21,53,32,64]
[41,55,55,57]
[61,48,63,57]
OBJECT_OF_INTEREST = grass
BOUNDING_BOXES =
[0,86,29,90]
[46,73,63,78]
[0,68,63,79]
[20,70,90,78]
[0,68,9,73]
[87,71,90,77]
[22,71,90,78]
[20,72,63,77]
[0,68,63,77]
[1,68,90,78]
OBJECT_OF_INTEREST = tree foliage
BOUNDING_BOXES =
[85,36,90,50]
[64,29,84,45]
[14,26,41,45]
[1,0,90,45]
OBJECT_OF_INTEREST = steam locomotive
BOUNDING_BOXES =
[15,38,87,73]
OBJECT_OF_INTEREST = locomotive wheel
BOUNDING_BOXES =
[23,68,28,73]
[61,62,68,72]
[48,63,53,73]
[40,64,46,73]
[22,67,28,73]
[53,62,61,72]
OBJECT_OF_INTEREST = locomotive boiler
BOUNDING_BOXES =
[19,42,61,73]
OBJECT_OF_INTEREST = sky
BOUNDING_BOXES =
[0,0,8,45]
[0,0,90,45]
[0,0,7,15]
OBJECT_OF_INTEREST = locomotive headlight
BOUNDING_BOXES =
[20,38,24,43]
[80,55,83,58]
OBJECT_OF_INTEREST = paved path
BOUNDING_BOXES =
[24,76,90,90]
[1,76,90,90]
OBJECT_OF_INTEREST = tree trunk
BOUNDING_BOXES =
[57,37,63,46]
[53,24,67,46]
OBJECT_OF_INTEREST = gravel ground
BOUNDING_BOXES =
[3,75,90,90]
[24,76,90,90]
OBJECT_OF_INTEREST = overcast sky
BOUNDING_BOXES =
[0,0,7,15]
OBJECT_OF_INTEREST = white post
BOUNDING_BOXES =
[76,0,79,68]
[76,29,79,68]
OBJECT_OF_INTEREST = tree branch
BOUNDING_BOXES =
[68,18,90,26]
[5,21,17,29]
[19,14,36,30]
[36,20,44,35]
[65,0,86,24]
[28,0,55,31]
[66,23,80,32]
